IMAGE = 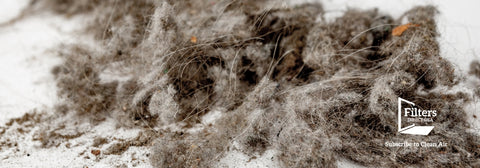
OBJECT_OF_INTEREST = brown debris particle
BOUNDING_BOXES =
[392,23,420,36]
[91,149,101,156]
[190,36,197,43]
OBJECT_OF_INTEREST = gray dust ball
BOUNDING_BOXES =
[1,0,478,167]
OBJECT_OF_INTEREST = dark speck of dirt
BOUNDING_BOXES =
[469,60,480,78]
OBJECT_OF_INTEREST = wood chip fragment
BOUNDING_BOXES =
[91,149,101,156]
[190,36,197,43]
[392,23,419,36]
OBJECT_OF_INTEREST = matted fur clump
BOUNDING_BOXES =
[15,0,480,167]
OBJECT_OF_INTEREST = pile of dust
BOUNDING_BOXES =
[1,0,479,167]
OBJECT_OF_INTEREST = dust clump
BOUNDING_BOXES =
[470,60,480,78]
[2,0,479,167]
